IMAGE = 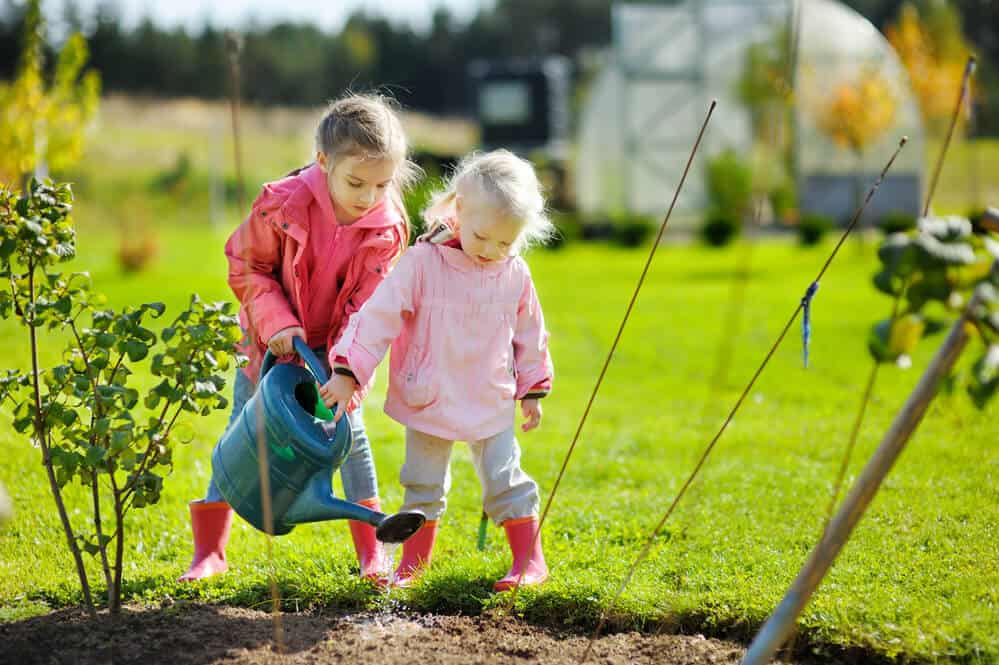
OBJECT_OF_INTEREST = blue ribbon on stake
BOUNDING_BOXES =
[801,281,820,368]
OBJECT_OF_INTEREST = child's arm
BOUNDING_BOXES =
[224,204,301,347]
[322,247,422,411]
[512,267,554,403]
[332,223,408,344]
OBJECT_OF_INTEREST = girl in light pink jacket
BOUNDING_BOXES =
[322,150,555,591]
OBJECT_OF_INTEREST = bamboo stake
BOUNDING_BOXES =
[225,32,247,216]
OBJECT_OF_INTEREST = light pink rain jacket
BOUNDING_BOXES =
[331,240,553,441]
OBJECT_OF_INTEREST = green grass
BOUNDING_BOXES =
[1,229,995,662]
[0,98,997,662]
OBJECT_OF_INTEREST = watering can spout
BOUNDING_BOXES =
[284,472,382,527]
[283,472,425,543]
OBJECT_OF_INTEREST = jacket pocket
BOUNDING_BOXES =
[401,344,437,408]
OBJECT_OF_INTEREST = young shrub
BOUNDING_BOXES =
[700,150,752,247]
[547,211,580,250]
[151,152,193,198]
[700,207,740,247]
[769,179,797,225]
[0,178,242,616]
[706,149,753,217]
[878,210,917,235]
[610,212,655,247]
[869,213,997,406]
[117,230,160,273]
[798,213,834,246]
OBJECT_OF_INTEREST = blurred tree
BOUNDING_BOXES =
[886,2,975,136]
[817,71,898,154]
[815,70,898,218]
[0,0,100,185]
[1,0,994,131]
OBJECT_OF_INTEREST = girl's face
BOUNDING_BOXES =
[455,189,523,265]
[318,152,397,224]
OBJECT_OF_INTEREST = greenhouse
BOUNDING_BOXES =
[575,0,926,227]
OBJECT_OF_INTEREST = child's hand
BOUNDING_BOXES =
[268,326,306,356]
[520,398,542,432]
[319,373,357,421]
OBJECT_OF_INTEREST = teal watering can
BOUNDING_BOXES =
[211,337,424,542]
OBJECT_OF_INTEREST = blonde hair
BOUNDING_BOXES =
[315,92,421,191]
[423,149,554,252]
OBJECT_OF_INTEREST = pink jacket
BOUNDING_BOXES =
[225,163,408,393]
[331,241,554,441]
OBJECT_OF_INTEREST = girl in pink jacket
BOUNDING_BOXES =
[322,150,555,591]
[180,94,419,583]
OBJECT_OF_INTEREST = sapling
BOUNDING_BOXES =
[0,179,242,616]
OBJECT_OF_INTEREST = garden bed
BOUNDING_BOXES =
[1,603,761,665]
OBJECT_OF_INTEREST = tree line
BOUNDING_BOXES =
[0,0,996,132]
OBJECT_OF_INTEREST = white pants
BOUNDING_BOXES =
[400,426,540,524]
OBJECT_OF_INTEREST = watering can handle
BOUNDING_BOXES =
[259,337,330,385]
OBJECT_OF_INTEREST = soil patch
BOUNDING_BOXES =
[0,602,777,665]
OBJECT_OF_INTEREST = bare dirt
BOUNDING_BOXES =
[0,602,773,665]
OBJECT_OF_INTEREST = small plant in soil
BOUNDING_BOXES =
[0,178,243,616]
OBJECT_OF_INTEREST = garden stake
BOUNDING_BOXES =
[225,32,247,215]
[741,284,988,665]
[800,281,819,368]
[503,99,718,610]
[253,379,286,652]
[821,54,977,531]
[924,56,976,220]
[477,510,489,551]
[580,137,908,664]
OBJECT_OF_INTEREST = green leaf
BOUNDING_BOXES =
[94,332,115,348]
[120,449,137,470]
[110,429,132,451]
[85,446,106,466]
[917,215,972,241]
[124,339,148,362]
[94,417,111,435]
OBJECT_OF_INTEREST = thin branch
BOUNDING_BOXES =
[122,399,183,506]
[26,260,95,617]
[91,474,113,590]
[109,471,125,616]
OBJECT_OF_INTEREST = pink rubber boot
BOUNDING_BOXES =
[178,501,233,582]
[348,498,390,581]
[387,520,438,588]
[493,516,548,592]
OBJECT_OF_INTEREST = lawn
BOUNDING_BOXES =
[0,98,996,663]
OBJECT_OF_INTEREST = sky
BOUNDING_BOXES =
[38,0,494,34]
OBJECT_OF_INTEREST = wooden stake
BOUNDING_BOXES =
[225,32,247,216]
[740,285,985,665]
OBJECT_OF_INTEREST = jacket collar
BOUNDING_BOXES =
[434,241,512,274]
[302,162,395,230]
